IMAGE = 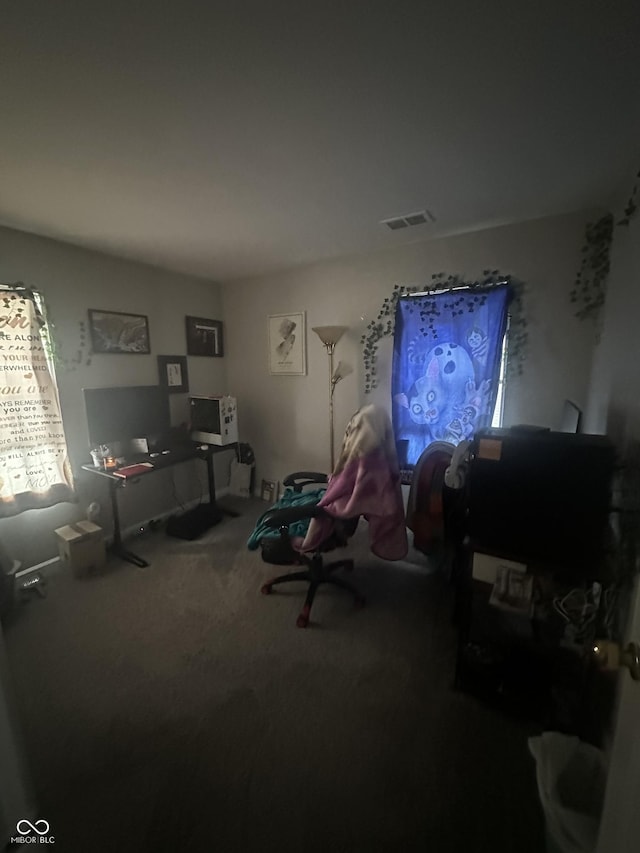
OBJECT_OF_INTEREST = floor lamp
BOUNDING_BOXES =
[312,325,348,472]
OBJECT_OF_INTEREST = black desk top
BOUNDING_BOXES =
[81,441,237,481]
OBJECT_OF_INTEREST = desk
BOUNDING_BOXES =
[81,443,237,567]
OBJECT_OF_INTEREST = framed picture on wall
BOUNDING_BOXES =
[157,355,189,394]
[186,316,224,357]
[261,479,276,502]
[88,309,151,354]
[268,312,306,375]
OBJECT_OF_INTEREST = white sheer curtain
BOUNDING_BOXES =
[0,287,74,517]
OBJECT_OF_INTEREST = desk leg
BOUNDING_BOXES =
[108,480,149,568]
[205,453,239,518]
[205,454,215,505]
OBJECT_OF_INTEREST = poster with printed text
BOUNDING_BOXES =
[0,291,73,515]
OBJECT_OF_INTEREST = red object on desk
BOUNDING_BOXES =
[113,463,154,479]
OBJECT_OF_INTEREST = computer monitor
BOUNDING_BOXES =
[83,385,171,448]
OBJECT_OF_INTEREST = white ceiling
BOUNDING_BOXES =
[1,1,639,282]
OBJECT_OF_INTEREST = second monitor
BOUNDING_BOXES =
[189,396,238,446]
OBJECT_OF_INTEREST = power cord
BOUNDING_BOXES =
[552,585,601,642]
[170,469,188,513]
[602,586,619,638]
[171,465,205,512]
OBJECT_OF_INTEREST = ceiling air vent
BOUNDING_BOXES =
[380,209,436,231]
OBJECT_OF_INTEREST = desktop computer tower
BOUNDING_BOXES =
[189,396,238,446]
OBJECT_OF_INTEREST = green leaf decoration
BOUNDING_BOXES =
[577,167,640,321]
[570,213,613,325]
[361,272,527,393]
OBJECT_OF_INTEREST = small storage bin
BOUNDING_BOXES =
[55,521,106,577]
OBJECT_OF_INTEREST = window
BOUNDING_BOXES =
[491,328,509,428]
[0,286,73,517]
[392,284,510,467]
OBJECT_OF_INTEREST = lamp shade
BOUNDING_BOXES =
[312,325,348,346]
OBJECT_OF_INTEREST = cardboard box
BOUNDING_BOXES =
[55,521,106,577]
[471,551,527,585]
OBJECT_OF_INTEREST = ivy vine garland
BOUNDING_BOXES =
[361,271,527,394]
[569,214,613,321]
[1,284,91,371]
[617,168,640,228]
[571,166,640,322]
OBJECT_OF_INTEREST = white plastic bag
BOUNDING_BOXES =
[529,732,606,853]
[229,460,253,498]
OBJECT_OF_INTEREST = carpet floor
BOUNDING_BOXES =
[3,498,545,852]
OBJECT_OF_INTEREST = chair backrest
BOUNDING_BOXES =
[300,404,408,561]
[283,471,329,493]
[407,441,455,555]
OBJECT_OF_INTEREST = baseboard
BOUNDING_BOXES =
[13,489,233,581]
[119,487,230,541]
[15,557,59,579]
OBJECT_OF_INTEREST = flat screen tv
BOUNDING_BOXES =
[83,385,171,448]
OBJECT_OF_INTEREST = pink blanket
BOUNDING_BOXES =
[301,405,408,560]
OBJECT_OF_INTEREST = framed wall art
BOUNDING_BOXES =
[88,309,151,354]
[261,479,276,502]
[186,316,224,357]
[268,312,306,375]
[157,355,189,394]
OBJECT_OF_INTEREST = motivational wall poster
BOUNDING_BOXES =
[0,292,73,512]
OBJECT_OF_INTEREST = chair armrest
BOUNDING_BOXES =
[263,504,326,528]
[283,471,329,492]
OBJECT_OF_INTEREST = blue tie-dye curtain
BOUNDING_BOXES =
[392,285,510,466]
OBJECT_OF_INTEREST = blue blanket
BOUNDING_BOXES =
[247,487,326,550]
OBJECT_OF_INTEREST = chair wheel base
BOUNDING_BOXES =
[260,563,363,626]
[296,605,311,628]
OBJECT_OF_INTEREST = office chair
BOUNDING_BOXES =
[256,404,408,627]
[259,471,363,628]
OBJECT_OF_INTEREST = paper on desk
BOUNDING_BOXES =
[113,462,154,478]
